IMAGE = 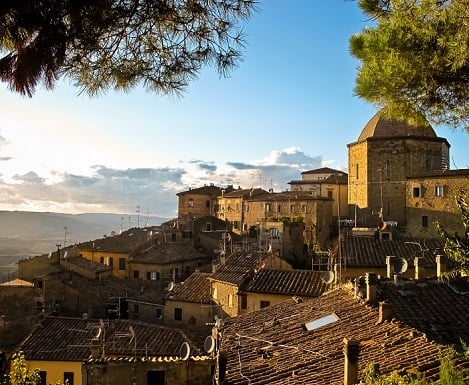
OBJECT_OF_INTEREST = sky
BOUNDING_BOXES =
[1,1,468,221]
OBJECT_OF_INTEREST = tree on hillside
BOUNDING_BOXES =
[350,0,469,132]
[0,0,256,97]
[435,189,469,275]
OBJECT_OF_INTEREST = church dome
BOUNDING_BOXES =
[357,110,437,142]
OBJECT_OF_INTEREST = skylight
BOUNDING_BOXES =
[303,312,339,332]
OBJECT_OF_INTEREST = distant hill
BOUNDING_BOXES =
[0,211,169,258]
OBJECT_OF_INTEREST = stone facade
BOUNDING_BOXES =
[405,170,469,237]
[348,110,450,228]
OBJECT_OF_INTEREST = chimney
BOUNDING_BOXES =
[365,273,378,303]
[90,337,101,359]
[436,255,446,278]
[377,301,392,323]
[414,257,425,280]
[343,338,360,385]
[386,256,393,279]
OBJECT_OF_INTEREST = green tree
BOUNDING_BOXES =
[0,0,256,97]
[435,189,469,275]
[1,352,63,385]
[350,0,469,131]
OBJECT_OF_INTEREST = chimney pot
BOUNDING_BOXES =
[343,338,360,385]
[377,301,392,323]
[365,273,378,303]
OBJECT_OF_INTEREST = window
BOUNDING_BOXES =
[303,313,339,332]
[100,256,105,264]
[260,300,270,309]
[356,163,359,180]
[64,372,74,385]
[265,203,271,212]
[302,205,307,214]
[228,294,233,308]
[206,223,212,231]
[133,304,139,316]
[171,233,177,241]
[147,370,165,385]
[188,198,194,207]
[155,308,162,319]
[108,257,113,267]
[147,271,159,281]
[133,270,140,279]
[327,190,333,199]
[206,200,210,208]
[435,186,447,197]
[240,295,247,310]
[422,216,429,228]
[277,204,282,213]
[174,307,183,321]
[290,205,295,213]
[39,371,46,385]
[413,187,421,197]
[119,258,126,270]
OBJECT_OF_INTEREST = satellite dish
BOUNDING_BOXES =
[48,251,52,259]
[167,282,174,291]
[267,243,272,253]
[180,342,190,361]
[322,271,335,284]
[393,257,408,274]
[63,251,68,259]
[204,336,216,354]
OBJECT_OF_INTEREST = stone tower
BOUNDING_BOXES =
[347,110,450,227]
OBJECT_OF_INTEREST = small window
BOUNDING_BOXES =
[119,258,126,270]
[206,223,212,231]
[264,203,271,212]
[277,204,282,213]
[188,198,194,207]
[228,294,233,308]
[206,200,210,208]
[147,370,165,385]
[100,256,105,264]
[240,295,247,310]
[327,191,333,199]
[133,270,140,279]
[356,163,359,180]
[435,186,447,197]
[64,372,74,385]
[148,271,159,281]
[302,205,307,213]
[422,216,429,228]
[303,313,339,332]
[290,205,295,213]
[155,308,162,319]
[39,371,47,385]
[108,257,113,267]
[174,307,183,321]
[413,187,421,197]
[171,233,177,241]
[260,300,270,309]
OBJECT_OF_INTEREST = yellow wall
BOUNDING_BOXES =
[27,360,83,385]
[79,250,129,278]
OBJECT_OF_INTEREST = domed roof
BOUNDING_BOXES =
[357,110,437,142]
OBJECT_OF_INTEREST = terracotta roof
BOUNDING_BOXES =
[0,278,34,287]
[246,190,332,202]
[130,242,207,264]
[165,272,212,304]
[407,168,469,179]
[66,256,113,273]
[221,188,269,198]
[75,227,157,253]
[220,279,469,384]
[244,269,330,297]
[177,184,228,197]
[18,316,207,361]
[357,110,437,142]
[339,233,444,267]
[301,167,345,175]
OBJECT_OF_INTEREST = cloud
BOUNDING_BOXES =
[0,147,326,217]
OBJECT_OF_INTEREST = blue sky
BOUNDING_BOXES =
[0,1,468,220]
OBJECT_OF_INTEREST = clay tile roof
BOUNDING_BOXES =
[18,316,206,361]
[177,184,226,197]
[165,272,212,304]
[357,110,437,142]
[210,251,267,286]
[220,280,469,385]
[67,256,113,273]
[221,188,269,198]
[245,269,330,297]
[130,242,206,264]
[301,167,344,175]
[76,227,157,253]
[340,233,444,267]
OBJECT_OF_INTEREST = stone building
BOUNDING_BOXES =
[406,169,469,237]
[177,184,235,217]
[347,110,450,227]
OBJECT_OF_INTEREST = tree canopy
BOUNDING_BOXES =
[0,0,256,97]
[350,0,469,132]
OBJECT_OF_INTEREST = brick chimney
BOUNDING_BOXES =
[436,255,446,278]
[377,301,392,323]
[365,273,378,303]
[343,338,360,385]
[414,257,425,280]
[386,256,393,278]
